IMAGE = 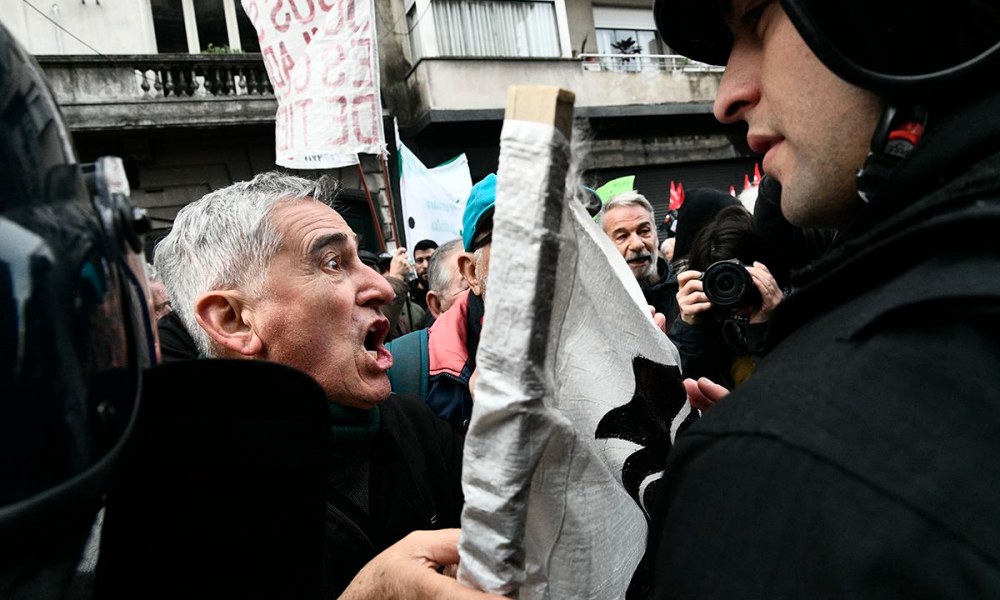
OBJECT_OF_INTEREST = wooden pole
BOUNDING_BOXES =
[356,162,387,252]
[504,86,575,140]
[457,86,576,596]
[380,154,402,248]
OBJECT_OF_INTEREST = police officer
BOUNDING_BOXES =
[649,0,1000,596]
[0,22,156,598]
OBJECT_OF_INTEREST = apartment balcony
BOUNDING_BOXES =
[36,54,277,131]
[403,53,723,131]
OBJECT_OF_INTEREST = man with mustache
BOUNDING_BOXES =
[601,191,678,324]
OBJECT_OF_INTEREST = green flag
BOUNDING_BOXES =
[596,176,635,204]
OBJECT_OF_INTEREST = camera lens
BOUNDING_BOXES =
[716,273,736,294]
[701,259,760,310]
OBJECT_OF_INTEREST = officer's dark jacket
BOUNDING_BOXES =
[652,89,1000,597]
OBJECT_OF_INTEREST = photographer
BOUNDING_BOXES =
[669,206,784,389]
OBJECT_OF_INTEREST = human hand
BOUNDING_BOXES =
[647,305,667,334]
[746,261,783,324]
[684,377,730,411]
[388,248,411,280]
[339,529,503,600]
[676,270,712,325]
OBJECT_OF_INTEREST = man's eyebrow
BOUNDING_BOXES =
[308,232,356,257]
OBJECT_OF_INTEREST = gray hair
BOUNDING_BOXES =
[153,171,340,357]
[599,191,655,227]
[426,238,464,294]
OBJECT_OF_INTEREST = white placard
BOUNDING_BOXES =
[242,0,386,168]
[397,127,472,249]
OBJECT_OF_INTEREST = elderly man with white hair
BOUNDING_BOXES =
[424,238,469,326]
[600,191,678,325]
[154,172,493,600]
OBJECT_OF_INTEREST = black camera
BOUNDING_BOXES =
[700,259,761,311]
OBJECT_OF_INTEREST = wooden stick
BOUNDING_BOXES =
[355,162,386,251]
[504,86,575,140]
[457,86,575,596]
[380,154,402,247]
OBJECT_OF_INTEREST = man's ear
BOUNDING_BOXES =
[457,253,483,297]
[426,290,443,319]
[194,291,262,357]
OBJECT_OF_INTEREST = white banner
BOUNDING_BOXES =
[397,124,472,250]
[243,0,386,169]
[458,119,694,599]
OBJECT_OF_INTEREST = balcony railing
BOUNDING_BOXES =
[38,53,274,100]
[579,54,724,74]
[129,54,274,98]
[36,53,278,130]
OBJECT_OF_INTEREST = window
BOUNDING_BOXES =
[589,7,673,71]
[194,0,228,52]
[151,0,260,54]
[595,28,666,56]
[152,0,187,53]
[407,4,424,62]
[236,7,261,52]
[433,0,561,58]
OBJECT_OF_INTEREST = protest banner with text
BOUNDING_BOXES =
[242,0,386,168]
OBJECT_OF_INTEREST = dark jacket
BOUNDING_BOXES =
[324,393,463,595]
[157,311,200,361]
[668,316,768,389]
[651,90,1000,597]
[751,175,835,288]
[642,257,679,328]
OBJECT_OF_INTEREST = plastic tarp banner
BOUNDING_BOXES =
[458,118,694,600]
[397,129,472,250]
[242,0,386,169]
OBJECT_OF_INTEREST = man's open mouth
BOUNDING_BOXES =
[364,319,389,359]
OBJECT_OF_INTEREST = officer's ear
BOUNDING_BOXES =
[194,290,263,357]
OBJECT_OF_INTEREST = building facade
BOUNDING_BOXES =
[376,0,756,231]
[3,0,754,247]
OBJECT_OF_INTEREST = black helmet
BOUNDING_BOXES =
[0,21,154,592]
[654,0,1000,98]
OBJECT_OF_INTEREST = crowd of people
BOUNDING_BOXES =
[3,0,1000,598]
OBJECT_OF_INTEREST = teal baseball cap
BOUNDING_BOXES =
[462,173,497,251]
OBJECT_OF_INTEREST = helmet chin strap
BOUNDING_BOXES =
[856,103,928,203]
[829,103,927,244]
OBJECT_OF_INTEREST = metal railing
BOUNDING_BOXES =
[579,53,724,73]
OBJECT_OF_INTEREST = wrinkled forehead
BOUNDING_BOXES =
[271,199,357,254]
[606,203,656,227]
